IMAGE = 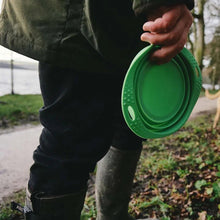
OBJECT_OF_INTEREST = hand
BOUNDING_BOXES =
[141,4,193,64]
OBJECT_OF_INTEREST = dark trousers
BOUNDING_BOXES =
[28,62,143,195]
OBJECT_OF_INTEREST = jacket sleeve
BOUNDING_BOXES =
[133,0,194,17]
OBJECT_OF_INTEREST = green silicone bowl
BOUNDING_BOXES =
[121,44,202,139]
[142,53,191,130]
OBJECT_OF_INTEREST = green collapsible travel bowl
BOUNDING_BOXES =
[146,54,191,130]
[121,44,202,139]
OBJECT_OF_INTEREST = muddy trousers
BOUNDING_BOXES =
[27,62,143,215]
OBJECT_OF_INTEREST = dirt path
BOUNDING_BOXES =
[0,125,42,202]
[0,97,218,202]
[189,96,217,119]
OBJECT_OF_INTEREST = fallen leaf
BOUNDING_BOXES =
[197,211,207,220]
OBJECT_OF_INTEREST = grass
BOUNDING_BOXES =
[0,94,43,128]
[128,114,220,219]
[0,190,25,220]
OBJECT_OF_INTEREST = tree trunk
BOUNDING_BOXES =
[194,0,206,70]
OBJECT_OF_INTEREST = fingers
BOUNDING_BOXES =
[143,6,182,33]
[141,18,189,46]
[141,4,193,64]
[150,30,188,65]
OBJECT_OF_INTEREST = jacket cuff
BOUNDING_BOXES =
[133,0,194,17]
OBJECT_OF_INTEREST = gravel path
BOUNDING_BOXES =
[0,96,218,202]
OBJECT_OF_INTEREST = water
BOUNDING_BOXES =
[0,63,40,96]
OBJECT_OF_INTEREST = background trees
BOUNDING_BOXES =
[189,0,220,87]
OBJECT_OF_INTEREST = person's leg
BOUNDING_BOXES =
[25,62,115,219]
[95,132,144,220]
[95,74,152,220]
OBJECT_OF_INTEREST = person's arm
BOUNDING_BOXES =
[133,0,194,17]
[132,0,194,64]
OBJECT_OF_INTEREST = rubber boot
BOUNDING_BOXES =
[95,146,152,220]
[24,188,87,220]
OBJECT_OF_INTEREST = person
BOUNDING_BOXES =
[0,0,194,219]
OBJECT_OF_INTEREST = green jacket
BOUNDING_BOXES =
[0,0,194,74]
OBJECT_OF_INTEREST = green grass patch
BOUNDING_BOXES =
[129,113,220,219]
[0,94,43,128]
[0,189,25,220]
